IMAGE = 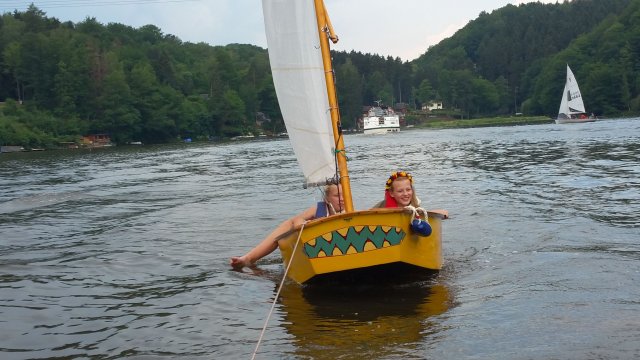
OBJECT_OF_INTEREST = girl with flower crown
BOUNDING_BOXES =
[374,170,437,236]
[373,171,422,209]
[230,184,344,270]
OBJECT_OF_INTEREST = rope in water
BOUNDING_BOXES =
[251,222,307,360]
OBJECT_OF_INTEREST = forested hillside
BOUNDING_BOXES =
[412,0,636,118]
[0,5,279,147]
[527,0,640,115]
[1,0,639,149]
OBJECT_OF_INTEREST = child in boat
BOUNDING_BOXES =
[230,183,344,270]
[373,170,421,208]
[373,170,436,236]
[374,170,449,222]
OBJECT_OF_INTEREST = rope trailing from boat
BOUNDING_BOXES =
[251,222,307,360]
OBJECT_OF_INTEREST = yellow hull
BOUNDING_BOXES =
[277,208,445,284]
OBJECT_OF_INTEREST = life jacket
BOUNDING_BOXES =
[383,190,398,208]
[314,201,329,218]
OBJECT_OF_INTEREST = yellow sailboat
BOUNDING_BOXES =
[262,0,446,284]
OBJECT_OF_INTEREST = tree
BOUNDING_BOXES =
[416,79,435,107]
[336,59,362,129]
[175,96,209,139]
[257,75,283,133]
[220,89,247,136]
[493,76,511,114]
[129,61,178,143]
[96,58,140,143]
[471,77,500,116]
[53,60,77,117]
[583,63,629,116]
[2,41,25,102]
[366,71,393,106]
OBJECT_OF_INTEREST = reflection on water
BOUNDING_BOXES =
[276,278,451,359]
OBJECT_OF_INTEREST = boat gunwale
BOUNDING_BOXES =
[275,208,447,242]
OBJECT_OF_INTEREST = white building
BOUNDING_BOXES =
[422,101,443,111]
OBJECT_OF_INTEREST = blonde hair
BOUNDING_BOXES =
[323,183,339,197]
[323,183,343,214]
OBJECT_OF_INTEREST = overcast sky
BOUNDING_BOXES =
[2,0,557,61]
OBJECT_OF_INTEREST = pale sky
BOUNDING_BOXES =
[2,0,557,61]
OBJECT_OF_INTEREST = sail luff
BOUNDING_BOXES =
[558,81,570,117]
[262,0,338,187]
[313,0,354,212]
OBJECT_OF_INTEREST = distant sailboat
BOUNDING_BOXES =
[556,64,596,124]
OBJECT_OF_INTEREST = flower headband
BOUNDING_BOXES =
[385,171,413,190]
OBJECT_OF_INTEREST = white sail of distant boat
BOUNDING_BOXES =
[263,0,337,186]
[556,64,596,124]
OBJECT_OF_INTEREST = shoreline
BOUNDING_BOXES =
[412,116,554,129]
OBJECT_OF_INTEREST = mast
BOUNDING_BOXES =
[313,0,354,212]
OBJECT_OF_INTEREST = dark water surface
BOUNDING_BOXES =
[1,119,639,359]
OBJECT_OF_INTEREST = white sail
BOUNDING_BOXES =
[557,64,586,119]
[262,0,337,187]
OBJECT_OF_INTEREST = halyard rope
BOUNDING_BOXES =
[251,221,307,360]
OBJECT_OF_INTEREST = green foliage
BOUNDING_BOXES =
[336,59,363,129]
[0,7,279,147]
[220,89,248,136]
[527,0,640,117]
[1,1,639,148]
[416,79,435,106]
[0,99,82,147]
[414,0,636,118]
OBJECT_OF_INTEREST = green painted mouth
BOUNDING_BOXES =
[303,225,405,258]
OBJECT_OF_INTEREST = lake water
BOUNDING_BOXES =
[1,118,639,359]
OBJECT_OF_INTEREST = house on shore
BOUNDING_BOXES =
[81,134,112,148]
[422,101,444,111]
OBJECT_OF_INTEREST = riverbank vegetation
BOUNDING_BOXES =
[2,0,640,149]
[415,116,554,129]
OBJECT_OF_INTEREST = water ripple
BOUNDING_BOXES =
[1,119,639,358]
